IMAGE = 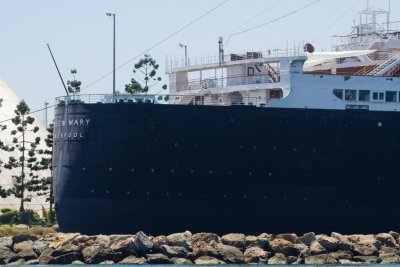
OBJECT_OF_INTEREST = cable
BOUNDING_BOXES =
[227,0,322,39]
[81,0,230,92]
[0,103,57,125]
[312,0,363,43]
[224,0,282,46]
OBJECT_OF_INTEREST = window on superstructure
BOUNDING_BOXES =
[385,91,397,102]
[358,90,370,101]
[345,90,356,101]
[372,92,385,101]
[333,89,343,99]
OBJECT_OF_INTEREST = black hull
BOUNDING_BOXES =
[53,102,400,235]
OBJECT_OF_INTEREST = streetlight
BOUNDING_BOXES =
[106,13,116,95]
[179,43,188,67]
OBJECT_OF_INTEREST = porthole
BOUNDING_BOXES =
[166,192,170,196]
[90,189,94,194]
[292,147,297,152]
[126,191,131,195]
[209,170,213,174]
[108,167,113,172]
[130,168,135,173]
[150,168,155,173]
[190,169,194,174]
[170,169,175,173]
[178,193,183,197]
[82,167,86,171]
[146,192,151,196]
[174,142,179,147]
[243,195,247,199]
[248,172,252,176]
[239,145,244,149]
[228,171,232,175]
[105,190,110,194]
[378,122,383,127]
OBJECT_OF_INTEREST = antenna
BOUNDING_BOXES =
[218,37,224,66]
[46,44,69,96]
[388,0,391,32]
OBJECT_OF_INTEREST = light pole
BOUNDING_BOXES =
[179,43,187,67]
[106,13,116,95]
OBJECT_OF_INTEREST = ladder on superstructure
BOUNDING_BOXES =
[354,49,400,76]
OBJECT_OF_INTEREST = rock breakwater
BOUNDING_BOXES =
[1,231,400,265]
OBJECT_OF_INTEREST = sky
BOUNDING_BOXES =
[0,0,399,122]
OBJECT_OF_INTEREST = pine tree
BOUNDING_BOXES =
[0,98,8,198]
[125,54,167,95]
[2,100,41,212]
[67,68,81,95]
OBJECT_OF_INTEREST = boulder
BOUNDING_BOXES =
[0,237,13,249]
[13,240,33,253]
[329,250,353,260]
[192,233,219,244]
[48,233,80,249]
[17,248,37,261]
[389,231,400,241]
[38,248,54,264]
[119,255,146,264]
[304,254,338,264]
[331,232,353,250]
[379,246,399,257]
[221,233,246,249]
[267,253,287,264]
[0,247,17,265]
[338,259,360,265]
[317,235,339,251]
[216,243,244,264]
[298,232,316,246]
[287,256,299,264]
[25,259,39,265]
[194,255,225,264]
[167,231,192,250]
[353,243,379,256]
[12,234,37,245]
[170,257,193,264]
[348,234,381,249]
[276,233,298,244]
[310,241,327,255]
[268,238,295,257]
[100,260,115,264]
[353,255,380,263]
[71,260,85,264]
[293,243,310,257]
[76,235,90,243]
[52,243,82,257]
[375,233,398,248]
[49,252,83,264]
[32,240,49,255]
[159,244,192,259]
[110,236,137,256]
[146,253,170,264]
[7,258,26,266]
[243,247,269,263]
[95,235,111,248]
[152,235,168,251]
[192,241,218,257]
[381,255,400,264]
[135,231,153,253]
[82,244,114,264]
[244,234,270,248]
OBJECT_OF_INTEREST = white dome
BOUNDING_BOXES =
[0,79,50,214]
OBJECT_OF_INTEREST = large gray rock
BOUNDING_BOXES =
[216,243,244,264]
[95,235,111,248]
[0,247,17,265]
[17,248,37,261]
[305,254,338,264]
[310,241,327,255]
[192,233,219,244]
[135,231,153,254]
[110,237,137,256]
[293,243,310,257]
[13,240,33,253]
[167,231,192,250]
[12,234,38,245]
[244,234,270,248]
[389,231,400,241]
[221,233,246,249]
[353,243,379,256]
[49,252,83,264]
[7,258,26,266]
[329,250,353,260]
[38,248,54,264]
[0,237,13,249]
[268,238,295,257]
[375,233,398,248]
[152,235,168,251]
[170,257,193,264]
[353,255,380,263]
[276,233,298,244]
[348,234,381,249]
[146,253,170,264]
[243,247,269,263]
[52,243,81,257]
[32,240,49,255]
[267,253,287,264]
[82,244,114,264]
[331,232,353,250]
[119,255,146,264]
[317,236,339,251]
[195,255,225,264]
[192,241,218,257]
[25,259,39,265]
[159,244,192,258]
[381,255,400,264]
[298,232,316,246]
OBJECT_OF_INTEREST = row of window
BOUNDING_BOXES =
[333,89,398,103]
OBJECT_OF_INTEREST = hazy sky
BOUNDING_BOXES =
[0,0,398,121]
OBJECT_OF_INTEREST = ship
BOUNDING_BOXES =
[53,7,400,235]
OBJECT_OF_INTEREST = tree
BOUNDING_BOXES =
[125,54,167,95]
[0,98,8,198]
[2,100,41,212]
[37,124,54,224]
[66,68,81,95]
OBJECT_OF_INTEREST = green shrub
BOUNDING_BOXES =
[0,210,19,224]
[46,209,57,225]
[18,210,43,225]
[0,208,15,214]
